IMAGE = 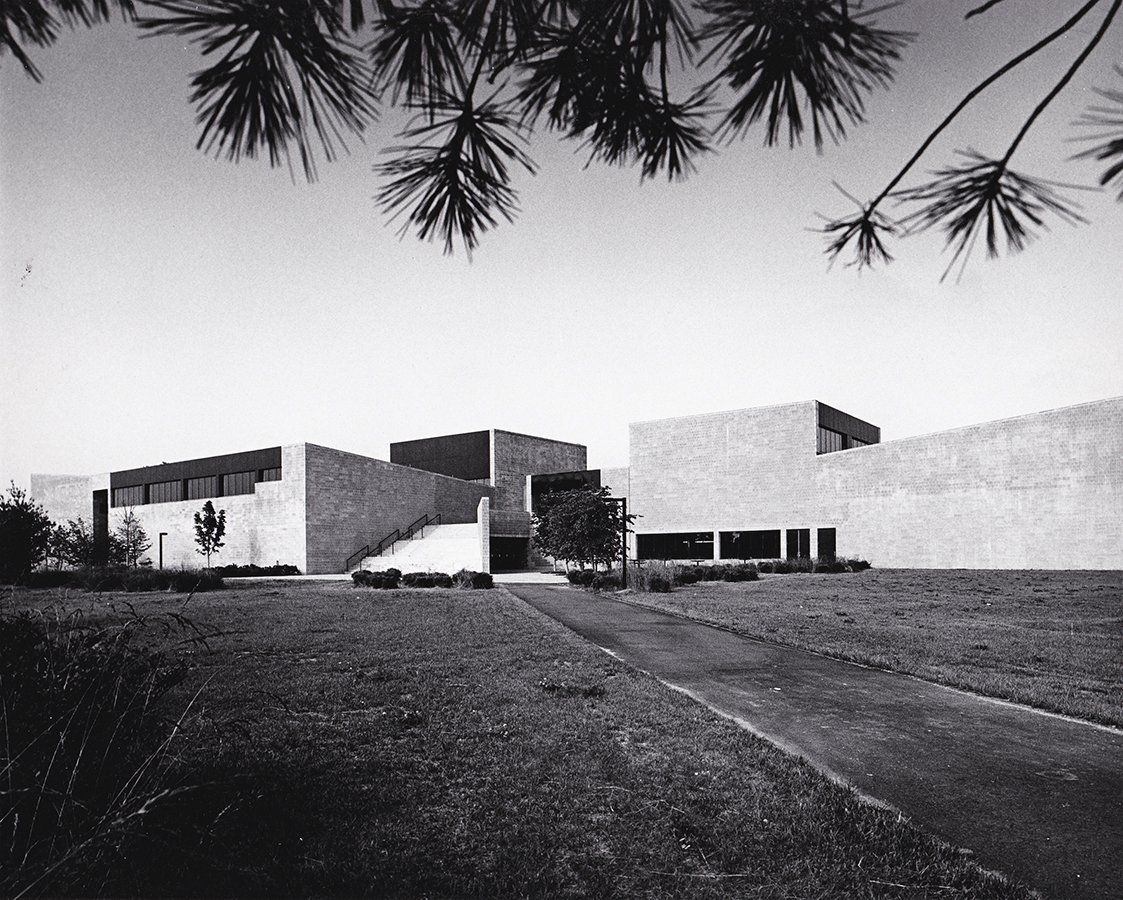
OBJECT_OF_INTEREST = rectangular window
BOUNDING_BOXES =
[786,528,811,559]
[111,485,145,508]
[258,467,281,482]
[817,527,837,560]
[148,480,182,504]
[187,476,219,500]
[720,530,782,559]
[816,426,845,454]
[222,470,256,496]
[637,532,714,560]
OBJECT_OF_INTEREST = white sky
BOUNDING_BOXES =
[2,3,1121,490]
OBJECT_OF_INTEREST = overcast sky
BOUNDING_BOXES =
[2,2,1121,492]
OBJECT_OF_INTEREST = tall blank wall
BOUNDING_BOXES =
[304,444,494,574]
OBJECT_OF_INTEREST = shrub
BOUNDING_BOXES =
[566,569,596,586]
[123,569,169,593]
[673,565,701,585]
[812,558,848,574]
[453,569,494,589]
[352,570,401,589]
[83,567,126,592]
[384,567,402,580]
[402,572,452,588]
[722,563,759,582]
[628,561,675,592]
[647,574,672,592]
[213,563,301,577]
[591,572,621,591]
[22,569,80,589]
[847,558,872,572]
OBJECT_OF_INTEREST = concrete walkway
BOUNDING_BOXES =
[492,570,570,585]
[506,585,1123,900]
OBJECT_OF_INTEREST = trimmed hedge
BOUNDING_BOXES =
[352,569,493,590]
[213,563,301,578]
[673,563,759,583]
[20,567,223,593]
[351,570,401,589]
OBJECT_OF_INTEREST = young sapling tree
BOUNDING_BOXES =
[194,500,227,568]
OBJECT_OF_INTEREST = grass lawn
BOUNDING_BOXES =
[624,569,1123,727]
[1,581,1033,898]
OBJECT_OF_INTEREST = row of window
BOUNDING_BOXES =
[637,528,837,561]
[816,426,869,455]
[111,467,281,507]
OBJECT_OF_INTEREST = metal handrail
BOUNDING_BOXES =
[345,512,443,571]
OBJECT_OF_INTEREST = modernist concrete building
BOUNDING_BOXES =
[30,397,1123,573]
[601,397,1123,569]
[32,431,584,575]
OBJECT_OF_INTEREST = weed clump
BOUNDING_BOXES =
[0,606,201,896]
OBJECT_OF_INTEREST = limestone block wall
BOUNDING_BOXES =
[491,430,587,511]
[627,398,1123,569]
[598,466,633,555]
[599,467,631,502]
[30,473,103,524]
[304,443,494,574]
[477,497,490,573]
[628,401,820,536]
[104,444,308,571]
[814,398,1123,569]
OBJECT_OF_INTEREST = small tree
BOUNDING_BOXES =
[0,483,54,582]
[46,523,69,570]
[533,488,633,572]
[114,508,152,569]
[62,517,96,568]
[193,501,226,568]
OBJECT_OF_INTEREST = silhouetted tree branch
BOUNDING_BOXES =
[2,0,1120,274]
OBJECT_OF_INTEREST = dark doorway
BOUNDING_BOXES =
[92,489,109,564]
[786,529,811,559]
[817,528,837,560]
[491,537,530,571]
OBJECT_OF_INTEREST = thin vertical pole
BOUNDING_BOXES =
[620,498,628,589]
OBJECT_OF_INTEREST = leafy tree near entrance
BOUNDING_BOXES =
[194,500,227,568]
[115,507,152,568]
[0,483,53,582]
[533,487,633,572]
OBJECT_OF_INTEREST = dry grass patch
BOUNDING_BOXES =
[625,569,1122,726]
[1,581,1035,897]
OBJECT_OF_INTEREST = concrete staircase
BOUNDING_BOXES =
[357,523,483,574]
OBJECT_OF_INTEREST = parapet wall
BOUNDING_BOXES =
[815,398,1123,569]
[304,444,494,574]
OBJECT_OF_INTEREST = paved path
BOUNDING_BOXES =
[506,585,1123,900]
